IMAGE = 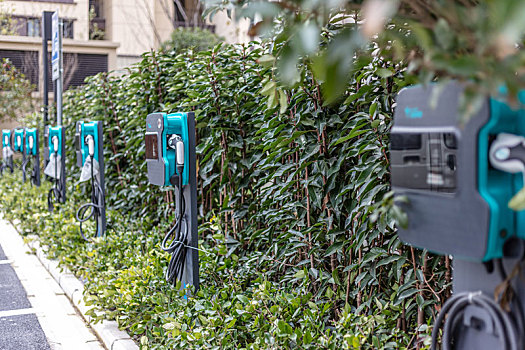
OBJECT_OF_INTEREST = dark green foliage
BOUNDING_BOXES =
[0,59,34,122]
[160,27,223,54]
[206,0,525,109]
[0,41,447,348]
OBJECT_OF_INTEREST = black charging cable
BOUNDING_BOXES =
[30,158,38,186]
[21,156,28,181]
[161,135,189,285]
[7,156,13,173]
[48,151,64,212]
[76,154,104,242]
[431,260,523,350]
[161,167,190,285]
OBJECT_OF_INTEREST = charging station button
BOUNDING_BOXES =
[443,133,458,149]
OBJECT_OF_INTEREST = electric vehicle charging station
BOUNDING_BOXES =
[2,129,14,174]
[145,112,199,290]
[24,128,41,186]
[13,128,26,182]
[74,120,106,240]
[391,82,525,350]
[44,125,66,211]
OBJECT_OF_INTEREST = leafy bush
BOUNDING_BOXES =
[160,27,222,54]
[0,40,445,348]
[207,0,525,106]
[0,59,35,122]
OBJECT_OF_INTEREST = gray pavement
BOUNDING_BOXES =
[0,243,50,350]
[0,263,32,311]
[0,314,50,350]
[0,220,105,350]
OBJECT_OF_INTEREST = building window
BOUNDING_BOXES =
[27,18,41,37]
[89,0,103,18]
[89,0,105,40]
[47,53,108,91]
[63,19,74,39]
[11,16,74,39]
[0,50,39,90]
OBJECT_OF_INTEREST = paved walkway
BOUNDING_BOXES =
[0,220,105,350]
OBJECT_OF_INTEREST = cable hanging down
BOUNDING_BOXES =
[161,171,189,285]
[21,156,28,182]
[75,153,104,242]
[160,134,190,286]
[47,147,64,212]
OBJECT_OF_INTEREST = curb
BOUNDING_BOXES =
[25,237,139,350]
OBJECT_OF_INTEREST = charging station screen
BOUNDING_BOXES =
[145,134,159,160]
[391,132,457,193]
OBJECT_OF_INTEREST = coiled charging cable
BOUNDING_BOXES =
[21,156,28,181]
[76,136,105,242]
[22,135,34,183]
[431,284,522,350]
[160,135,190,285]
[48,136,64,212]
[161,172,189,284]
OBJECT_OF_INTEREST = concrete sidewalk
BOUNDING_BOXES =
[0,219,105,350]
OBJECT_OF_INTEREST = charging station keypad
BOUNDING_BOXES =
[391,132,457,193]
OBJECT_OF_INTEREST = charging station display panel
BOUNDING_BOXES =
[391,132,457,192]
[390,82,493,261]
[145,134,159,160]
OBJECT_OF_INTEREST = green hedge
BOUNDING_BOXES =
[1,41,447,348]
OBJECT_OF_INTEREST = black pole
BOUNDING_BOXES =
[42,11,53,169]
[42,34,48,123]
[42,12,53,123]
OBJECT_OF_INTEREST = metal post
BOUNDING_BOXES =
[42,12,53,124]
[186,112,199,291]
[42,12,53,168]
[57,19,63,126]
[51,10,65,203]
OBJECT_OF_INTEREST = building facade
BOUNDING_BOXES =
[0,0,250,98]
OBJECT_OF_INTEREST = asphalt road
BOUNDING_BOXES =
[0,243,51,350]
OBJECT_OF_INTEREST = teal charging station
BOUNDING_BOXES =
[145,112,199,291]
[25,128,38,156]
[76,121,102,165]
[2,129,13,174]
[390,84,525,261]
[145,112,190,186]
[390,82,525,349]
[45,125,66,210]
[24,128,40,186]
[74,120,106,239]
[13,129,24,153]
[47,126,64,158]
[13,128,26,182]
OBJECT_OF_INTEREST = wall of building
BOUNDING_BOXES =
[207,10,252,44]
[109,0,175,70]
[0,35,118,103]
[2,0,90,41]
[0,0,253,73]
